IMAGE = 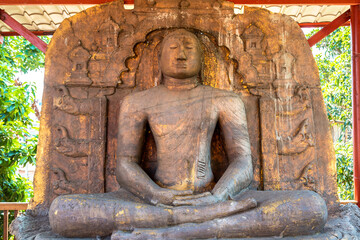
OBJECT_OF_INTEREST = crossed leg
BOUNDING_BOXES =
[111,190,328,239]
[49,189,256,238]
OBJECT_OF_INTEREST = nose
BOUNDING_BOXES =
[177,46,187,60]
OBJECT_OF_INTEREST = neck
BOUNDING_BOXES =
[163,76,199,90]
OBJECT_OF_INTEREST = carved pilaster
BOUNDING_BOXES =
[50,86,108,198]
[257,51,317,192]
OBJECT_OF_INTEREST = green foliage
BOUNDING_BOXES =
[0,36,49,239]
[335,141,354,200]
[307,27,353,200]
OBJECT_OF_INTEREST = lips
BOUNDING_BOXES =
[175,63,187,68]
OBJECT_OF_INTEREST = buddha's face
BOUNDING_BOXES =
[159,31,202,79]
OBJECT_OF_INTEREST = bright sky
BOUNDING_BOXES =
[17,69,44,108]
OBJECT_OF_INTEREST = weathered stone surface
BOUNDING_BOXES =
[10,206,51,240]
[11,204,360,239]
[33,0,337,209]
[11,0,344,238]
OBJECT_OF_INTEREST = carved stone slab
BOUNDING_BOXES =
[33,0,338,209]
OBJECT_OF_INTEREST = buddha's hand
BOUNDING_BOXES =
[172,192,223,206]
[150,188,193,206]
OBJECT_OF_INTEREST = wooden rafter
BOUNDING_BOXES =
[2,21,349,36]
[0,9,47,52]
[299,21,350,27]
[0,30,54,36]
[307,9,351,47]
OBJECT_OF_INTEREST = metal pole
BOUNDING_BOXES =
[351,4,360,207]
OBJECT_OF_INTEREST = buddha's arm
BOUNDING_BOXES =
[212,95,253,200]
[116,96,192,205]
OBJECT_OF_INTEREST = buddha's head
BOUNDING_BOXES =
[159,29,203,80]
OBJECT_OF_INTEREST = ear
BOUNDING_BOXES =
[156,43,163,86]
[199,56,205,84]
[156,69,163,86]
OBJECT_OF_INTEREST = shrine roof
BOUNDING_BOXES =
[0,4,350,33]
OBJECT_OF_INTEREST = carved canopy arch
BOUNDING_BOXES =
[120,28,245,91]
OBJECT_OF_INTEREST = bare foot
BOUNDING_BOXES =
[173,197,257,224]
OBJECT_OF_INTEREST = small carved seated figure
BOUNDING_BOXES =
[49,29,327,239]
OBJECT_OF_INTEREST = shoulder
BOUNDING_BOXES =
[121,86,164,113]
[123,86,162,101]
[201,86,244,107]
[208,88,246,116]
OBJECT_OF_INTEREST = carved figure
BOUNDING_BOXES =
[275,86,311,116]
[241,24,271,83]
[49,29,327,239]
[66,41,92,86]
[54,126,89,157]
[54,86,100,115]
[89,18,121,85]
[277,118,315,155]
[51,168,80,195]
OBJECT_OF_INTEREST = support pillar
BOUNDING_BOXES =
[351,4,360,207]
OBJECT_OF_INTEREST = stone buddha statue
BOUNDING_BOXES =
[48,29,327,239]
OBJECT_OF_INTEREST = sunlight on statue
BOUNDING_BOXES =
[49,29,327,239]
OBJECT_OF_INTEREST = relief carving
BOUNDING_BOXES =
[51,167,81,195]
[272,51,315,156]
[54,86,101,115]
[89,18,121,85]
[66,41,92,86]
[296,161,316,191]
[54,126,90,157]
[273,51,295,82]
[260,50,317,191]
[277,118,315,155]
[275,86,311,117]
[241,24,272,86]
[52,84,107,196]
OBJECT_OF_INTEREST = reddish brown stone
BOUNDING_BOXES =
[33,0,337,216]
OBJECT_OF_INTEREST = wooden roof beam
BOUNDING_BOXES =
[0,21,350,37]
[0,8,47,53]
[0,0,359,5]
[307,9,351,47]
[299,21,350,27]
[0,30,54,36]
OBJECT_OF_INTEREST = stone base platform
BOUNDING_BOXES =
[32,232,348,240]
[10,204,360,240]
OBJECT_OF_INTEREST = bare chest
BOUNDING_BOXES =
[146,94,218,138]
